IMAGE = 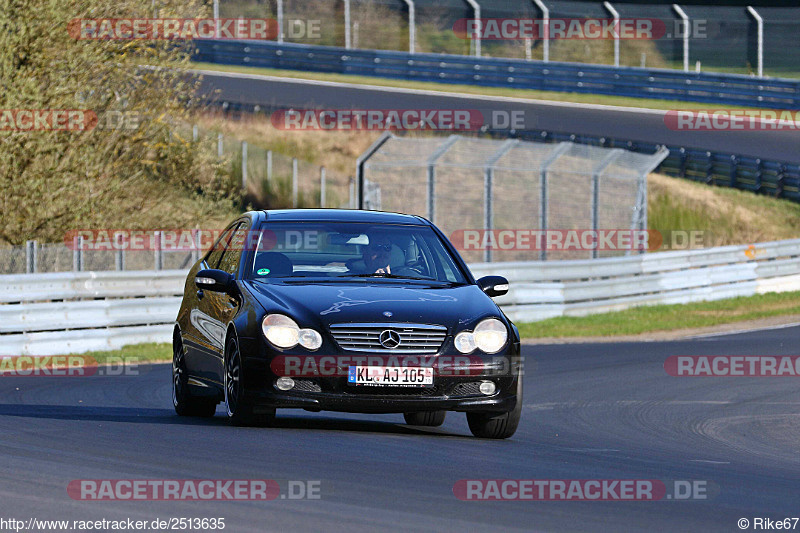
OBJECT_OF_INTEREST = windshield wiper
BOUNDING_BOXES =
[339,273,436,281]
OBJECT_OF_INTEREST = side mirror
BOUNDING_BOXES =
[477,275,509,297]
[195,269,234,293]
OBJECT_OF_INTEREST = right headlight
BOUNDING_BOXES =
[262,314,322,350]
[454,318,508,354]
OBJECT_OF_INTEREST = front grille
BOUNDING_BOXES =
[292,379,322,393]
[329,323,447,354]
[449,381,484,397]
[343,385,442,397]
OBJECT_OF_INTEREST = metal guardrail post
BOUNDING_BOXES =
[465,0,481,57]
[26,240,36,274]
[425,135,460,223]
[538,142,571,260]
[320,167,326,208]
[603,2,620,68]
[356,132,392,209]
[730,155,738,188]
[267,150,272,182]
[673,4,690,72]
[591,149,624,259]
[292,158,299,208]
[746,6,763,78]
[533,0,549,62]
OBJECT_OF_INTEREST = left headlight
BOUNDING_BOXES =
[262,314,322,350]
[454,318,508,354]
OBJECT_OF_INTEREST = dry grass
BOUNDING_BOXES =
[648,173,800,246]
[193,112,382,175]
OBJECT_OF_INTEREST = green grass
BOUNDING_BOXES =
[517,291,800,339]
[190,61,765,112]
[82,343,172,366]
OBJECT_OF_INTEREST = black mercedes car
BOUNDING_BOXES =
[173,209,522,439]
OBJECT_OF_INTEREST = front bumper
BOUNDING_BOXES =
[238,336,521,414]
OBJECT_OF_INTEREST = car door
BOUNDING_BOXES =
[194,220,250,383]
[184,221,240,383]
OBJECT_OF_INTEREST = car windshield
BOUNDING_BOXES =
[248,222,467,284]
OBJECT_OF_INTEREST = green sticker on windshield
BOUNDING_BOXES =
[257,268,270,275]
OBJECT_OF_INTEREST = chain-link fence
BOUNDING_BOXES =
[359,134,668,262]
[0,239,198,275]
[215,1,800,76]
[194,126,355,210]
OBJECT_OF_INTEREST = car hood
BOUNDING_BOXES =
[246,280,501,331]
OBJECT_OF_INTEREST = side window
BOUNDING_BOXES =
[205,223,239,269]
[218,224,249,276]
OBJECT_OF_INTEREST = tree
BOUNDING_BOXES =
[0,0,236,244]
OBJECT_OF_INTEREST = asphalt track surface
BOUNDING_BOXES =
[2,326,800,532]
[196,70,800,164]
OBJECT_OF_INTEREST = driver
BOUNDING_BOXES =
[363,233,393,274]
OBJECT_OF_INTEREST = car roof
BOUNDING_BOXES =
[259,209,429,225]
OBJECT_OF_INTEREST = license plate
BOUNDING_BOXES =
[348,366,433,387]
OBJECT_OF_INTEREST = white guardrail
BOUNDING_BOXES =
[2,239,800,355]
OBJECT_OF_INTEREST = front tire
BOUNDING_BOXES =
[173,336,217,418]
[403,411,446,427]
[224,335,275,427]
[466,376,523,439]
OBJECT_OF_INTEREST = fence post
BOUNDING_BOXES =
[192,124,198,142]
[539,142,571,260]
[192,230,201,264]
[673,4,690,72]
[603,2,620,67]
[116,248,125,271]
[292,158,299,208]
[729,155,738,188]
[25,240,36,274]
[591,149,624,259]
[483,139,518,263]
[242,141,248,192]
[402,0,415,54]
[320,167,326,208]
[746,6,763,77]
[425,135,460,223]
[267,150,272,182]
[533,0,549,62]
[217,133,223,157]
[356,132,392,209]
[154,231,163,271]
[277,0,284,42]
[344,0,351,49]
[465,0,481,57]
[73,236,83,272]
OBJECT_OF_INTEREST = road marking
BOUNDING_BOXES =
[687,321,800,340]
[192,68,668,116]
[689,460,730,464]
